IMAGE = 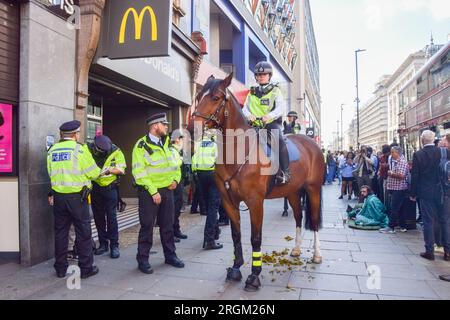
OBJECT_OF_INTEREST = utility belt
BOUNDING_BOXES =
[93,180,119,191]
[136,185,170,194]
[53,186,91,203]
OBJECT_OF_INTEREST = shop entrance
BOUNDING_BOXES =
[88,80,169,199]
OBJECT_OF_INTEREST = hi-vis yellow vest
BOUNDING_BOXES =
[132,135,181,196]
[93,148,127,187]
[247,85,282,126]
[192,139,218,172]
[47,140,101,193]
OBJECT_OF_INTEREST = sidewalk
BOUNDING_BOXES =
[1,183,450,300]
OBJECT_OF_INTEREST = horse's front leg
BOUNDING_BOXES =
[244,199,264,292]
[221,197,244,282]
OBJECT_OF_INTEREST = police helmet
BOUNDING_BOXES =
[254,61,273,77]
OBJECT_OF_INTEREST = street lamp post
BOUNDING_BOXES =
[337,120,340,151]
[355,49,366,149]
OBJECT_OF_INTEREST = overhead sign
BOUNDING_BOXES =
[0,104,13,173]
[103,0,173,60]
[36,0,79,20]
[306,127,315,138]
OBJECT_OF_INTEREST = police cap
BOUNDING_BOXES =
[287,111,299,119]
[94,135,112,152]
[59,120,81,134]
[146,113,170,126]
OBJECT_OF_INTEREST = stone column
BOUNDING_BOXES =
[75,0,106,142]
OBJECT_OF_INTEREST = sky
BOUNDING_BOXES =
[309,0,450,148]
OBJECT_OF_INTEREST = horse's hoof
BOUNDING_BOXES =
[244,274,261,292]
[290,248,301,258]
[282,211,288,217]
[226,268,243,282]
[312,256,323,264]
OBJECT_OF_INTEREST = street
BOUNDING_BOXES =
[1,183,449,300]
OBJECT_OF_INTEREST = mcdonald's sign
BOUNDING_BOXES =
[102,0,172,60]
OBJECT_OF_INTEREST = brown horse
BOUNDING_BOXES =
[188,73,325,292]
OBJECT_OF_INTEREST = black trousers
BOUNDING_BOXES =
[137,188,176,265]
[91,184,119,248]
[173,181,184,234]
[197,171,220,243]
[191,180,207,213]
[53,192,94,274]
[266,122,289,172]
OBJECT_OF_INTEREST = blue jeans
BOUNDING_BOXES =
[198,171,220,243]
[420,197,450,253]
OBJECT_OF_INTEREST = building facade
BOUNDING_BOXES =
[358,75,391,151]
[1,0,311,266]
[300,0,321,143]
[386,50,427,145]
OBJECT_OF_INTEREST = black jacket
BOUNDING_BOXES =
[410,145,442,201]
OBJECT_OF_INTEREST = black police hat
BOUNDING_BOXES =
[59,120,81,133]
[146,113,170,126]
[94,135,112,152]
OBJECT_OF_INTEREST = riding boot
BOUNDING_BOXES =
[276,137,291,185]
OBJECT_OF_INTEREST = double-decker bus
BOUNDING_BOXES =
[398,41,450,160]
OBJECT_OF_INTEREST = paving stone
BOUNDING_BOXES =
[218,282,300,300]
[425,280,450,299]
[351,252,411,265]
[369,263,437,281]
[357,276,439,299]
[356,243,413,254]
[24,283,126,300]
[146,277,227,300]
[288,272,360,292]
[300,289,378,300]
[301,260,368,276]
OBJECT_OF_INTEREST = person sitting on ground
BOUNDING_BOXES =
[347,185,389,228]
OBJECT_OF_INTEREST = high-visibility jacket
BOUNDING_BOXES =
[192,138,218,172]
[247,85,283,126]
[132,135,181,196]
[92,147,127,187]
[47,140,101,194]
[293,123,301,135]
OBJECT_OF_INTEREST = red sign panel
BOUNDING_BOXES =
[0,104,13,173]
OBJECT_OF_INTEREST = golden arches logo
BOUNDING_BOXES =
[119,6,158,44]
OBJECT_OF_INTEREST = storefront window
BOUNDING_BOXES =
[87,94,103,143]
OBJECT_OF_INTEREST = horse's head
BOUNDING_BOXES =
[187,73,233,137]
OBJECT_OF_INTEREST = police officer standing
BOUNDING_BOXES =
[88,135,126,259]
[47,120,101,278]
[169,131,188,242]
[192,130,223,250]
[283,111,301,135]
[132,113,185,274]
[282,111,301,217]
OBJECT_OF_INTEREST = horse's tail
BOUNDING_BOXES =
[304,187,323,232]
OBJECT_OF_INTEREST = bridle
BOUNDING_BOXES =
[191,88,230,130]
[190,87,251,212]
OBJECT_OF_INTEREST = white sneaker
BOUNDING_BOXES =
[399,228,408,233]
[379,227,396,234]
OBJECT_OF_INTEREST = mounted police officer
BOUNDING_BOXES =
[88,135,126,259]
[243,61,291,185]
[132,113,185,274]
[47,120,101,279]
[192,130,223,250]
[284,111,302,135]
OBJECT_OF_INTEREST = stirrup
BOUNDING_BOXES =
[276,170,291,185]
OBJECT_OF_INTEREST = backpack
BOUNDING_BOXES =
[439,148,450,189]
